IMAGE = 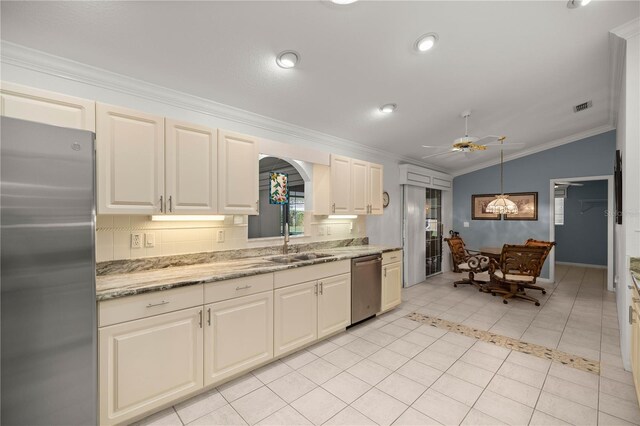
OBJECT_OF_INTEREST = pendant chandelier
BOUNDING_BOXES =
[485,137,519,215]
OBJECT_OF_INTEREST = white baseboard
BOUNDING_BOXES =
[556,261,607,269]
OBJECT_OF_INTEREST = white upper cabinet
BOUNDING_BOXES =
[368,162,384,215]
[314,155,384,216]
[217,129,259,215]
[165,119,217,214]
[351,158,368,215]
[97,103,165,214]
[330,154,352,214]
[0,82,95,131]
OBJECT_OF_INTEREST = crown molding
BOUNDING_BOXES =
[611,17,640,40]
[451,123,615,177]
[0,41,439,170]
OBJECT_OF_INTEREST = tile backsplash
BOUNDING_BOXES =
[96,214,366,262]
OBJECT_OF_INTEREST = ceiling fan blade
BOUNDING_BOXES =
[421,149,456,159]
[474,135,501,145]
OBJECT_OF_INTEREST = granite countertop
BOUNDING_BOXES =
[630,257,640,291]
[96,245,401,301]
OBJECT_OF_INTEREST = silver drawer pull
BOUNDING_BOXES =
[146,300,169,308]
[390,256,398,260]
[236,285,252,291]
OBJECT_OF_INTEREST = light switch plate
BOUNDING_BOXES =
[318,225,326,236]
[463,222,470,228]
[145,233,155,248]
[217,230,225,243]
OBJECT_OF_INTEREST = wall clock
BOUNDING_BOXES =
[382,191,390,208]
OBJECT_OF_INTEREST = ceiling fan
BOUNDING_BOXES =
[422,111,524,159]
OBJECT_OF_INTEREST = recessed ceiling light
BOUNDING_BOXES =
[331,0,358,4]
[379,103,397,114]
[276,51,300,69]
[567,0,591,8]
[415,33,439,52]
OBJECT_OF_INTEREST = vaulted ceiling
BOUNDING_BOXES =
[1,1,638,173]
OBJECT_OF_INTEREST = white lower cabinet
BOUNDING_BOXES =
[204,291,274,386]
[99,307,204,426]
[380,250,403,314]
[274,272,350,357]
[381,262,402,312]
[274,281,318,356]
[317,273,351,339]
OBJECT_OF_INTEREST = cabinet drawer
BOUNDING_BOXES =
[98,285,203,327]
[274,260,350,289]
[205,273,273,304]
[382,250,402,266]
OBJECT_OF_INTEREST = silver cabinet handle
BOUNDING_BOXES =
[332,203,336,213]
[314,283,318,295]
[236,285,252,291]
[319,281,323,295]
[168,195,173,212]
[199,310,203,328]
[207,308,211,326]
[256,200,259,212]
[146,300,169,308]
[384,267,387,277]
[159,195,164,213]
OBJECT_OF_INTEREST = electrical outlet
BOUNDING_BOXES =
[327,225,332,236]
[131,233,142,249]
[318,225,326,236]
[217,230,225,243]
[145,233,155,248]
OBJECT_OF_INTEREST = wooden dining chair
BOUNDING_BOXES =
[488,244,548,305]
[522,239,556,294]
[444,236,490,290]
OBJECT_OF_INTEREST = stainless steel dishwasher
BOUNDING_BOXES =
[351,254,382,324]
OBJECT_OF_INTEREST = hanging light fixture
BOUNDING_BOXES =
[485,137,519,215]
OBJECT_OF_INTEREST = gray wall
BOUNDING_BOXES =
[452,130,616,278]
[555,181,608,266]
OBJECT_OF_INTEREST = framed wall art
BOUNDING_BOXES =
[471,194,502,220]
[503,192,538,221]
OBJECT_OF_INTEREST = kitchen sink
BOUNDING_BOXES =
[266,252,334,264]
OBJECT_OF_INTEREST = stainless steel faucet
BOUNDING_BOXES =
[283,222,290,254]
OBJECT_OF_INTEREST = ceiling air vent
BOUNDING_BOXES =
[573,100,593,113]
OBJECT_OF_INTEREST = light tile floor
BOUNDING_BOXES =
[134,265,640,426]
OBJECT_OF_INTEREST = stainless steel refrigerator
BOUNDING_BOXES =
[1,117,97,425]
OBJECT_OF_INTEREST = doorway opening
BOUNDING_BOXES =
[549,175,614,290]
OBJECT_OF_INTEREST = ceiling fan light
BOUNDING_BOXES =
[276,51,300,69]
[485,195,519,214]
[567,0,591,8]
[379,103,397,113]
[415,33,438,52]
[331,0,358,4]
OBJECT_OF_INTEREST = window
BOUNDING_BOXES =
[555,197,565,225]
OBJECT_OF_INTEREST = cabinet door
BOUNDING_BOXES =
[217,129,259,215]
[1,82,95,131]
[381,262,402,313]
[165,119,217,214]
[351,159,368,215]
[274,281,318,356]
[97,103,164,214]
[204,291,273,386]
[317,273,351,338]
[330,155,351,214]
[99,307,203,426]
[368,163,384,215]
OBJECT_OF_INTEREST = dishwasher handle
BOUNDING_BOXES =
[354,257,382,267]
